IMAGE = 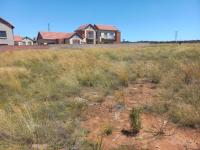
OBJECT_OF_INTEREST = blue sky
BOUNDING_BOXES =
[1,0,200,41]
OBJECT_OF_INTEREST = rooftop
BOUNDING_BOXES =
[94,24,118,31]
[14,36,23,42]
[0,17,14,29]
[38,32,76,40]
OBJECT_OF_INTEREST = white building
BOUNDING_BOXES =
[14,36,34,46]
[0,17,14,45]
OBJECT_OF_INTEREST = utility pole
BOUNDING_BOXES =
[175,30,178,43]
[48,23,50,32]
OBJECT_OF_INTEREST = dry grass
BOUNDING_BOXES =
[0,44,200,149]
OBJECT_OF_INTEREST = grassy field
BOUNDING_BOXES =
[0,44,200,149]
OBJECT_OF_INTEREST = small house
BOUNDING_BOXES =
[0,17,14,45]
[37,32,83,45]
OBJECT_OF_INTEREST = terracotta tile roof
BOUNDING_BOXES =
[76,24,92,31]
[0,17,14,29]
[65,32,75,39]
[39,32,80,40]
[14,36,23,42]
[76,24,119,31]
[94,25,118,31]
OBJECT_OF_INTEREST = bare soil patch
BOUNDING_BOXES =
[82,81,200,150]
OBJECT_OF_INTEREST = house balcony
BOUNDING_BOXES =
[100,32,115,40]
[86,34,95,39]
[101,35,115,40]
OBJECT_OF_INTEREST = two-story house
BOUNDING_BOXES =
[75,24,97,44]
[37,24,121,45]
[0,17,14,45]
[75,24,121,44]
[94,24,121,44]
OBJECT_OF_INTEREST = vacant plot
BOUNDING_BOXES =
[0,44,200,149]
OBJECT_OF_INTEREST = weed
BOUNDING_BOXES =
[129,107,142,133]
[101,123,113,136]
[146,118,175,137]
[91,136,104,150]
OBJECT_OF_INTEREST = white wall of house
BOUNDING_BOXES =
[69,35,83,44]
[100,31,115,39]
[84,26,96,44]
[99,31,115,42]
[0,23,14,45]
[15,38,34,46]
[22,38,34,45]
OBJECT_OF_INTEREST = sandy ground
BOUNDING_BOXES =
[81,81,200,150]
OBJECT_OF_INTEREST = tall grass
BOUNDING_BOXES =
[0,44,200,149]
[139,44,200,128]
[0,48,135,149]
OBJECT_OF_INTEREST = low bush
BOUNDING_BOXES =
[101,124,113,136]
[129,107,142,133]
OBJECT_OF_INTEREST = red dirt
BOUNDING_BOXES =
[81,82,200,150]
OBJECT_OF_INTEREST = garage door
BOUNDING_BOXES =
[72,39,80,44]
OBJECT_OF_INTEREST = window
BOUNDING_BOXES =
[101,32,115,39]
[22,42,26,45]
[28,41,32,45]
[104,33,108,38]
[108,32,115,39]
[101,32,107,39]
[87,31,94,39]
[101,32,104,36]
[0,31,7,39]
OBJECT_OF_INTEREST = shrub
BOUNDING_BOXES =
[169,104,200,128]
[129,108,142,133]
[101,124,113,136]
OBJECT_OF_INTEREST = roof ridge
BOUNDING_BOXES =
[0,17,14,29]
